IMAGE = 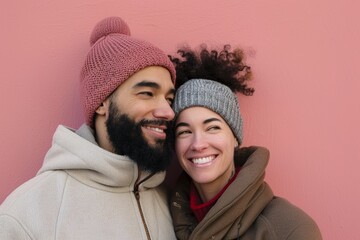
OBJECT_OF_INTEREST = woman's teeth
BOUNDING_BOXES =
[192,155,215,164]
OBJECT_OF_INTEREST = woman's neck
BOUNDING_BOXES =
[194,165,235,203]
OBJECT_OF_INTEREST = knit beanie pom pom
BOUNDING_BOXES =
[89,16,131,46]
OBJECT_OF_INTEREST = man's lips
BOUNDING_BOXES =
[142,124,167,139]
[144,125,166,132]
[144,126,165,133]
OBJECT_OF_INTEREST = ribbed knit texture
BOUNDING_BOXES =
[173,79,243,143]
[80,16,176,127]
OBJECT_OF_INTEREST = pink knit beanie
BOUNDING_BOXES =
[80,16,176,127]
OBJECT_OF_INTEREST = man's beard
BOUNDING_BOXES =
[105,101,172,174]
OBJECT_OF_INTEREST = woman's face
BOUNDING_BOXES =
[175,107,237,187]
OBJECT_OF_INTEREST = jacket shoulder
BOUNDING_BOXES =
[259,197,322,240]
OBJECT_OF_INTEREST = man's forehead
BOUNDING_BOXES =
[117,66,175,92]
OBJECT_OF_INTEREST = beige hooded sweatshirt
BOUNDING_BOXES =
[0,124,176,240]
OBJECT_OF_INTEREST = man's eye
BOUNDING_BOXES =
[167,98,174,105]
[139,92,153,97]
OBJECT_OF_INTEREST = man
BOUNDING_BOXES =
[0,16,176,240]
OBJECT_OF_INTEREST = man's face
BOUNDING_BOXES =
[103,66,175,173]
[108,66,175,145]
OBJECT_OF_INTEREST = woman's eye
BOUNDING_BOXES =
[176,130,191,137]
[208,126,220,131]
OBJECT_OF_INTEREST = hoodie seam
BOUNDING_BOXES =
[2,172,52,209]
[54,174,69,239]
[0,214,33,239]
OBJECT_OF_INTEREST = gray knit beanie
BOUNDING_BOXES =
[173,79,243,144]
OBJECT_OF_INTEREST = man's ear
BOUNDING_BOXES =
[95,99,110,116]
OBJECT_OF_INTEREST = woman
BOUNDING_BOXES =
[169,45,322,239]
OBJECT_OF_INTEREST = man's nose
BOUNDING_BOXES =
[153,100,175,121]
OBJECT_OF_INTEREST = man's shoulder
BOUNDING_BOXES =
[0,170,71,239]
[0,170,68,216]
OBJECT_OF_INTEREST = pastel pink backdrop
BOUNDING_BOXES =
[1,0,359,239]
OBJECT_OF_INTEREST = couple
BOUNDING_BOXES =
[0,17,321,239]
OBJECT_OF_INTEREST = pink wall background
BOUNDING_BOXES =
[1,0,359,239]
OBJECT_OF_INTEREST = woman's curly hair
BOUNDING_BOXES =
[169,44,254,96]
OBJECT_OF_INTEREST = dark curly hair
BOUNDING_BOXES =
[169,44,254,95]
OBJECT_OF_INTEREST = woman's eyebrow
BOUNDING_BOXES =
[203,118,222,124]
[175,117,222,130]
[175,122,189,130]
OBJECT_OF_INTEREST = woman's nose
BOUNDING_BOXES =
[190,134,208,151]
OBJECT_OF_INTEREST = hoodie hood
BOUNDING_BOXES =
[38,124,166,192]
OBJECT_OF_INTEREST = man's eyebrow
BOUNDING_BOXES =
[168,88,175,95]
[132,80,175,95]
[133,81,160,89]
